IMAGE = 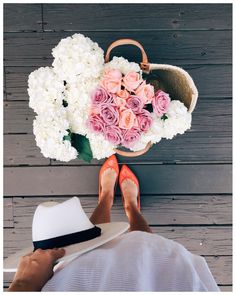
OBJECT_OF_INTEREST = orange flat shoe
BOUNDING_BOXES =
[119,165,140,211]
[99,154,119,202]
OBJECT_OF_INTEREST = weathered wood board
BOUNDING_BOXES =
[6,194,232,227]
[4,164,232,196]
[3,198,14,228]
[3,226,232,258]
[4,4,42,32]
[4,31,232,66]
[4,133,232,166]
[42,4,232,31]
[4,134,50,166]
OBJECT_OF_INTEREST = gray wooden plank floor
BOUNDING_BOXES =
[3,4,232,291]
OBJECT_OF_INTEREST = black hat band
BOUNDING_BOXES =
[33,226,101,251]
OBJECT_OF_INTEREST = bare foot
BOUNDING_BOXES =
[121,179,138,215]
[100,168,117,207]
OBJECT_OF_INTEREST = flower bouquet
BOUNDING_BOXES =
[28,34,198,162]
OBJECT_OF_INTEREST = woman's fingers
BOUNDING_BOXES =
[22,248,65,262]
[49,248,66,261]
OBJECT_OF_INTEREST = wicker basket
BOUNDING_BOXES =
[105,39,198,157]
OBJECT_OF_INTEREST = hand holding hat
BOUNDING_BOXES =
[8,248,65,292]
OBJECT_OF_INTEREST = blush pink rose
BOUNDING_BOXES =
[104,125,123,145]
[152,90,170,117]
[117,89,130,100]
[89,105,101,115]
[137,109,153,132]
[126,95,144,114]
[123,71,142,91]
[113,95,127,108]
[122,128,141,148]
[91,86,112,105]
[104,69,122,80]
[119,108,136,130]
[100,104,119,126]
[101,78,121,94]
[86,115,105,134]
[135,82,154,104]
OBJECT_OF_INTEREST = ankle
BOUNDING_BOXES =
[124,201,138,214]
[99,192,113,208]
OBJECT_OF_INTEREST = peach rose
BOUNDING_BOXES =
[104,69,122,80]
[101,78,121,94]
[119,108,136,130]
[135,82,154,104]
[113,95,127,108]
[123,71,142,91]
[116,89,130,100]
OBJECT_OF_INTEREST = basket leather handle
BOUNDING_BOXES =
[105,39,150,72]
[114,141,153,157]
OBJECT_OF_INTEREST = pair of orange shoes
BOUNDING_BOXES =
[99,155,140,211]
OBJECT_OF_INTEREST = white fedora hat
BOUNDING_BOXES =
[4,197,129,273]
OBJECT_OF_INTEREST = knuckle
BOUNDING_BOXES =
[35,248,44,254]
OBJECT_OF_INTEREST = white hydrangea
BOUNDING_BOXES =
[161,101,192,139]
[33,111,77,162]
[64,78,98,135]
[28,67,65,115]
[104,56,141,75]
[52,34,104,83]
[87,134,115,160]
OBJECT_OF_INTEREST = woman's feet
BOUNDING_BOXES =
[119,165,151,233]
[99,155,119,209]
[90,155,119,224]
[119,165,140,216]
[91,158,151,232]
[100,168,117,208]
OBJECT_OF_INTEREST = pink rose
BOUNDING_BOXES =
[152,90,170,117]
[86,115,105,134]
[123,71,142,91]
[89,105,101,115]
[119,108,136,130]
[104,69,122,80]
[100,78,121,94]
[91,86,112,105]
[116,89,130,100]
[104,125,123,145]
[122,128,141,148]
[113,95,127,108]
[137,109,153,132]
[126,95,144,114]
[100,104,119,126]
[135,82,154,104]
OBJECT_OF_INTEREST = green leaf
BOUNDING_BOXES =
[63,134,71,142]
[161,114,168,121]
[71,133,93,163]
[63,129,72,142]
[62,99,68,107]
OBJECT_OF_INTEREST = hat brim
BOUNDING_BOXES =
[4,222,129,273]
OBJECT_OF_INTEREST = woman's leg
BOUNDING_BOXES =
[121,179,152,233]
[90,168,116,224]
